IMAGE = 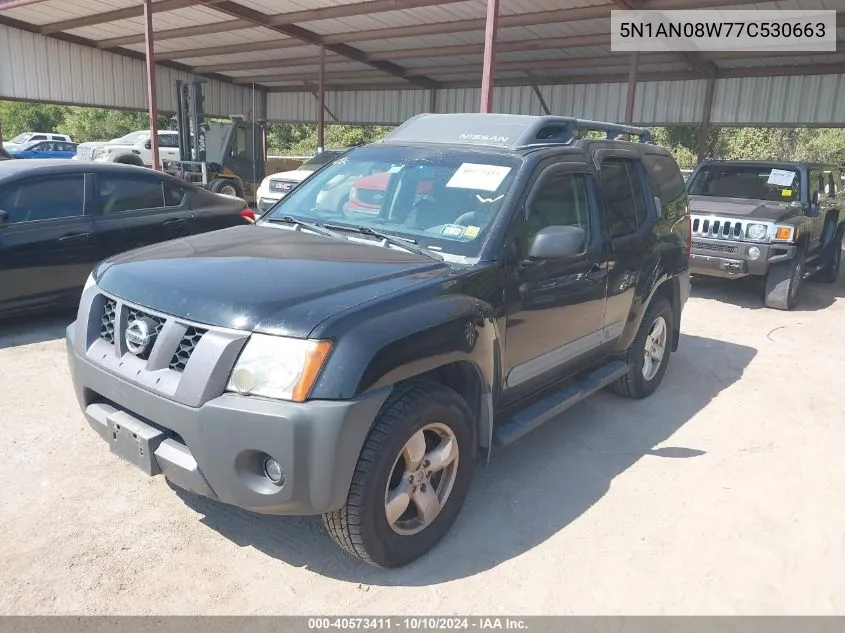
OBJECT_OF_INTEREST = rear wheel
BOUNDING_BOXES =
[816,230,843,284]
[209,178,243,198]
[116,154,144,167]
[323,382,475,568]
[608,295,673,399]
[765,249,805,310]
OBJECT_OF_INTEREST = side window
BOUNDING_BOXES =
[0,175,85,223]
[599,159,649,239]
[809,169,825,200]
[521,171,590,253]
[159,134,179,148]
[99,176,165,214]
[31,135,47,142]
[163,182,187,207]
[644,153,687,221]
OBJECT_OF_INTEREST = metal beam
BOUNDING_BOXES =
[526,73,551,115]
[99,19,254,48]
[156,39,304,61]
[369,33,611,61]
[267,0,467,26]
[719,62,845,78]
[40,0,200,35]
[322,5,610,44]
[624,52,639,124]
[192,54,345,74]
[142,0,160,172]
[480,0,499,113]
[235,70,387,84]
[697,77,716,163]
[317,46,325,151]
[194,0,438,89]
[0,0,49,8]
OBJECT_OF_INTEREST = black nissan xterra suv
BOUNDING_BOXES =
[66,113,691,568]
[687,160,844,310]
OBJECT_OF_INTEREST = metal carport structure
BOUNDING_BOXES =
[1,0,844,165]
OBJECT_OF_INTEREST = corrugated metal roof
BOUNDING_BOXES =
[1,0,844,126]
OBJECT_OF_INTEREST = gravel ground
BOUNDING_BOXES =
[1,272,844,615]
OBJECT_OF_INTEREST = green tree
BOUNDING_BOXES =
[57,107,170,142]
[0,101,67,139]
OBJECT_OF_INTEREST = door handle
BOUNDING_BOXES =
[162,218,185,228]
[59,232,92,243]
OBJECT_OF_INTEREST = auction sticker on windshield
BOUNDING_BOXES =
[767,169,796,187]
[447,163,511,191]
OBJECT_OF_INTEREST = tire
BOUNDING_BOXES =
[116,154,144,167]
[765,248,805,310]
[209,178,243,198]
[816,230,843,284]
[323,381,475,568]
[608,295,673,400]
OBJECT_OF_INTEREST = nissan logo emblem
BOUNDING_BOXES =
[125,317,158,356]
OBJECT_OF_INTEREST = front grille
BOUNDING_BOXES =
[691,216,750,240]
[692,240,738,254]
[100,299,117,344]
[76,146,95,160]
[169,326,207,372]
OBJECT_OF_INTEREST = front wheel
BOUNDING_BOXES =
[816,230,843,284]
[765,249,805,310]
[323,382,475,568]
[608,295,673,399]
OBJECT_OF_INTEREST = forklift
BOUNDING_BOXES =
[164,78,266,204]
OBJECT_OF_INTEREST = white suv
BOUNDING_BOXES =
[75,130,180,167]
[3,132,73,151]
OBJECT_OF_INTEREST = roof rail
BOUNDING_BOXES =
[382,113,653,150]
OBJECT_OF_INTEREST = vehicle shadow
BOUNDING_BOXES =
[691,251,845,312]
[176,333,757,585]
[0,309,76,350]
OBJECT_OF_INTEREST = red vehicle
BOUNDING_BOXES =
[345,171,433,213]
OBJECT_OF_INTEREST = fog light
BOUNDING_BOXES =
[747,246,761,260]
[263,457,285,486]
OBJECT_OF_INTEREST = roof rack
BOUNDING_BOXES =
[382,113,652,150]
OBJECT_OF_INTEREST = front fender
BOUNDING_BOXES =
[309,294,500,402]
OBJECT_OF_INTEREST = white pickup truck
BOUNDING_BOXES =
[74,130,180,167]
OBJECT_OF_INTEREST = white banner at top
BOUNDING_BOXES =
[611,9,837,53]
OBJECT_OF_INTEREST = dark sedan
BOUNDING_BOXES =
[0,160,255,317]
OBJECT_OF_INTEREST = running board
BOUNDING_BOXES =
[493,361,629,447]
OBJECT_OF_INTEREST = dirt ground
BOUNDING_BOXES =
[1,271,844,615]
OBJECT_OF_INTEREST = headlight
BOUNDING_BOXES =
[226,334,332,402]
[83,273,96,293]
[746,223,768,241]
[92,148,104,159]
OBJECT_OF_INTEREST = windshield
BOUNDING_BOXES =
[261,145,522,258]
[113,131,148,145]
[10,133,34,144]
[300,151,342,171]
[688,165,801,202]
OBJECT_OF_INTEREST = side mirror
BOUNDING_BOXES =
[144,140,152,150]
[0,209,9,229]
[528,225,587,259]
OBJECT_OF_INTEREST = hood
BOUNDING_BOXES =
[76,140,113,149]
[95,224,450,337]
[688,195,799,222]
[269,169,314,182]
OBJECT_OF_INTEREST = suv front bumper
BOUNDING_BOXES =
[690,238,796,278]
[66,325,389,516]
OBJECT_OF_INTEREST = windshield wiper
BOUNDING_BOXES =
[264,215,347,241]
[329,224,443,261]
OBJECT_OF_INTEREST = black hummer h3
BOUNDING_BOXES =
[66,113,691,568]
[687,160,844,310]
